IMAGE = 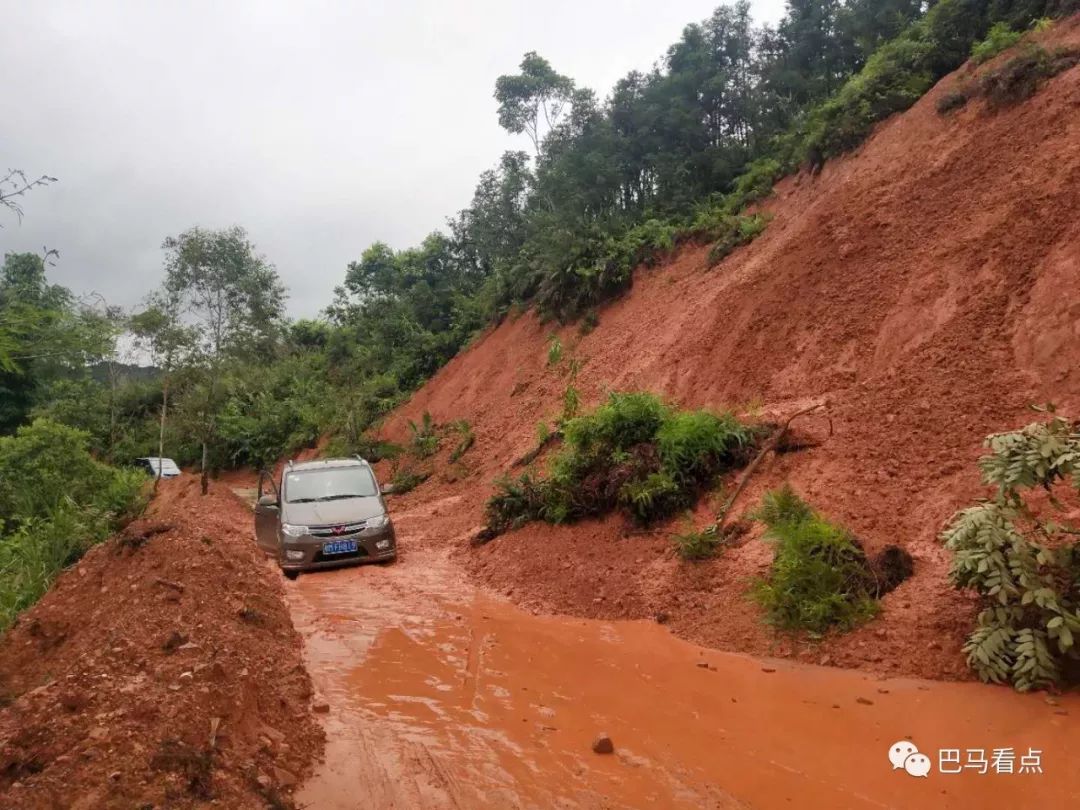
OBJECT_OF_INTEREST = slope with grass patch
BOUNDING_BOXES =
[367,16,1080,681]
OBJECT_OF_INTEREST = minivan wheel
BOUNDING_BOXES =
[283,570,300,581]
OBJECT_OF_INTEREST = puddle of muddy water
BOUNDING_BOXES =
[282,509,1078,810]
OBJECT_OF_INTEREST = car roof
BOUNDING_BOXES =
[287,457,370,473]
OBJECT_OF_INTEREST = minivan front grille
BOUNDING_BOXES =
[309,522,368,538]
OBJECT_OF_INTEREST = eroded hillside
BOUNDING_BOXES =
[372,17,1080,680]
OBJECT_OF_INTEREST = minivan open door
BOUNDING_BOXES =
[254,470,280,557]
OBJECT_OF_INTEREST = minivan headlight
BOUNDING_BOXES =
[365,514,389,529]
[281,523,309,537]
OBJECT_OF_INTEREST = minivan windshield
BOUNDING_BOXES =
[284,466,378,503]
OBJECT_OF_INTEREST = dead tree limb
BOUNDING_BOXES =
[716,402,827,531]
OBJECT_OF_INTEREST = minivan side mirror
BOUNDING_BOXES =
[380,482,396,495]
[257,494,278,508]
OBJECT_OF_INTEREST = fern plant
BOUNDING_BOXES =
[940,409,1080,691]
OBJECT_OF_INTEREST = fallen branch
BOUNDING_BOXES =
[511,430,563,468]
[715,402,827,531]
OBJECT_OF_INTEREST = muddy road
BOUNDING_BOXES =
[250,492,1079,809]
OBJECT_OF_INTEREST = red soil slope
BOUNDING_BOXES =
[372,18,1080,683]
[0,477,323,809]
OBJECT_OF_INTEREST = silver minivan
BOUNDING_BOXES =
[254,457,396,579]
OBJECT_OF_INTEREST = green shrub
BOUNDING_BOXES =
[483,393,754,535]
[578,309,599,336]
[674,523,723,561]
[0,419,148,629]
[389,467,429,495]
[971,22,1023,64]
[448,420,475,463]
[754,487,879,634]
[940,412,1080,691]
[704,214,768,267]
[546,336,563,366]
[407,412,440,458]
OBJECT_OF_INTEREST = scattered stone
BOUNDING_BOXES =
[856,697,874,706]
[273,767,297,787]
[696,661,709,668]
[312,702,330,714]
[655,611,670,624]
[109,771,121,781]
[761,667,776,674]
[592,734,614,754]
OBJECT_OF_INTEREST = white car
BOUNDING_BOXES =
[135,457,182,478]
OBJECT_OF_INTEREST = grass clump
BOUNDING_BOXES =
[448,420,475,463]
[546,336,563,366]
[483,392,755,536]
[753,485,879,634]
[674,524,723,561]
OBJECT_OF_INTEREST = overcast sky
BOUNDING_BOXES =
[2,0,785,318]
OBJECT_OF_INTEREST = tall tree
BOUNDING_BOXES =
[495,52,576,156]
[160,226,285,492]
[129,290,196,486]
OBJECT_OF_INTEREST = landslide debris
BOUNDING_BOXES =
[0,476,323,809]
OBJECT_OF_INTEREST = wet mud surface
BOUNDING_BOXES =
[287,496,1079,809]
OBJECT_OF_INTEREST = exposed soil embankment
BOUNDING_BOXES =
[373,18,1080,682]
[0,477,323,809]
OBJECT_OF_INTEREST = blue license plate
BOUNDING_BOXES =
[322,539,358,555]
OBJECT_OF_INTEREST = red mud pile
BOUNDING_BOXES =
[0,477,323,809]
[375,19,1080,682]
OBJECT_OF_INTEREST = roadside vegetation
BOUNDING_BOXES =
[753,485,912,634]
[481,392,758,538]
[0,419,146,629]
[940,409,1080,692]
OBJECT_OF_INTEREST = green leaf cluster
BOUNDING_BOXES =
[940,413,1080,690]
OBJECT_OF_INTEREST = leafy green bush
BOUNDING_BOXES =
[971,22,1023,64]
[940,412,1080,691]
[704,214,768,268]
[0,419,147,629]
[484,393,754,535]
[389,467,429,495]
[726,158,783,212]
[753,486,879,634]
